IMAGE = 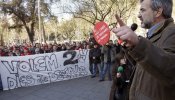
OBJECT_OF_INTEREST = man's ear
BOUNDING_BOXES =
[155,8,163,17]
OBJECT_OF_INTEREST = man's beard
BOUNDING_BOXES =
[142,21,153,29]
[142,17,155,29]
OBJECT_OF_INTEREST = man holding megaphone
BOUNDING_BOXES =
[112,0,175,100]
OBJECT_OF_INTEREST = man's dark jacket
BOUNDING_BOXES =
[128,18,175,100]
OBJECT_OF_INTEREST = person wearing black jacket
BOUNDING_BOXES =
[109,50,135,100]
[90,44,102,79]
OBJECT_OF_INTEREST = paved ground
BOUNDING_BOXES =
[0,76,112,100]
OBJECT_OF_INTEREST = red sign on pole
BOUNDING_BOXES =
[93,21,110,46]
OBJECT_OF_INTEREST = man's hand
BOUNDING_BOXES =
[112,26,139,47]
[114,14,139,47]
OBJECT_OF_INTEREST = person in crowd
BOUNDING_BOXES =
[89,32,97,48]
[43,45,49,53]
[89,43,94,74]
[57,44,62,51]
[8,50,15,56]
[71,42,77,50]
[0,48,5,56]
[53,45,58,52]
[100,45,104,73]
[86,43,90,49]
[75,42,82,50]
[88,32,98,75]
[90,43,102,79]
[14,47,21,56]
[61,44,67,51]
[65,43,72,50]
[100,40,117,81]
[109,51,133,100]
[35,43,45,53]
[82,41,87,49]
[114,59,127,100]
[109,52,124,100]
[39,45,45,54]
[11,45,17,53]
[35,48,41,54]
[3,46,9,56]
[47,43,53,53]
[112,0,175,99]
[21,47,31,56]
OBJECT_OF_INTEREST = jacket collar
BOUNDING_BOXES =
[148,18,174,42]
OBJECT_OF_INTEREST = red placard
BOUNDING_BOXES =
[93,21,110,45]
[118,39,123,45]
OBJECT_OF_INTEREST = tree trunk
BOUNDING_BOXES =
[24,25,34,44]
[0,34,4,46]
[42,22,46,43]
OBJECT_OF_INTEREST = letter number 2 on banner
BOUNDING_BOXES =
[63,51,78,66]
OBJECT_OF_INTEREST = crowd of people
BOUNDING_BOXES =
[0,33,123,82]
[0,41,90,56]
[1,0,175,100]
[0,33,127,93]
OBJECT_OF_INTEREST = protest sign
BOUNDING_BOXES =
[0,50,90,90]
[93,21,110,45]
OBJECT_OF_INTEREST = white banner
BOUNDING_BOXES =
[0,49,90,90]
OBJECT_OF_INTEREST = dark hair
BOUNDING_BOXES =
[115,51,125,65]
[140,0,173,18]
[90,32,93,35]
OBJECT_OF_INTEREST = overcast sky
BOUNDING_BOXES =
[51,0,175,22]
[51,0,73,21]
